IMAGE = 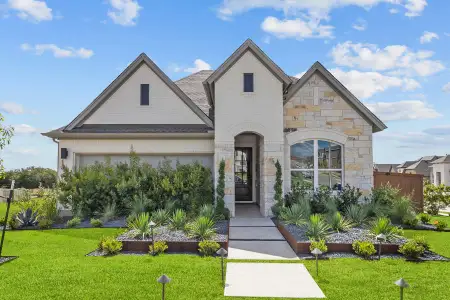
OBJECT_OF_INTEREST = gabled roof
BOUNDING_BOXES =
[397,161,417,168]
[175,70,213,116]
[285,62,387,133]
[65,53,213,130]
[203,39,293,107]
[374,164,399,173]
[431,155,450,164]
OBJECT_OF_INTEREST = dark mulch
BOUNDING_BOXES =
[52,218,127,229]
[0,256,18,265]
[399,223,450,232]
[297,251,449,262]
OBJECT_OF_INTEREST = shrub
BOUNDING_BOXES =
[90,218,103,228]
[199,204,215,220]
[412,235,430,251]
[283,181,311,208]
[398,240,424,259]
[98,236,108,250]
[402,215,418,227]
[16,208,39,227]
[215,160,229,220]
[0,217,5,226]
[434,220,447,231]
[309,239,328,254]
[67,217,81,228]
[305,214,331,241]
[311,187,334,214]
[328,212,353,232]
[101,203,116,223]
[424,182,450,215]
[101,237,123,255]
[198,240,220,256]
[39,188,59,221]
[418,213,432,224]
[345,204,368,226]
[7,214,19,229]
[129,192,151,218]
[38,218,53,229]
[128,212,151,239]
[152,209,169,226]
[280,202,310,226]
[352,241,376,259]
[188,217,216,240]
[390,195,415,224]
[169,209,187,231]
[149,241,168,255]
[272,160,283,217]
[0,167,57,189]
[336,184,362,212]
[369,217,403,241]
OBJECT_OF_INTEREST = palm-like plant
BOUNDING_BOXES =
[328,211,353,233]
[345,204,368,226]
[369,217,403,241]
[280,202,311,226]
[128,212,151,240]
[129,192,149,218]
[198,204,215,220]
[304,214,331,241]
[16,208,39,227]
[152,209,169,226]
[187,217,216,240]
[169,209,187,231]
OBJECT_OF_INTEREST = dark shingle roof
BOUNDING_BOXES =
[175,70,214,115]
[397,161,417,168]
[374,164,399,172]
[66,124,212,133]
[431,155,450,164]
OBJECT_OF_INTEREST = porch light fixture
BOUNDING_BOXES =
[149,220,156,256]
[394,278,409,300]
[376,234,386,260]
[0,180,15,258]
[216,248,228,287]
[157,274,171,300]
[311,248,322,277]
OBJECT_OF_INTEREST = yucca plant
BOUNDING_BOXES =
[101,203,116,223]
[369,217,403,241]
[280,201,311,226]
[169,209,187,231]
[328,211,353,232]
[187,217,216,240]
[345,204,368,226]
[152,209,169,226]
[16,208,39,227]
[128,212,151,240]
[129,193,149,218]
[304,214,331,241]
[198,204,215,220]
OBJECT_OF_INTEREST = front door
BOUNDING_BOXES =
[235,147,252,202]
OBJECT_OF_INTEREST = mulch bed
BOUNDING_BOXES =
[0,256,18,265]
[399,223,450,232]
[297,251,448,261]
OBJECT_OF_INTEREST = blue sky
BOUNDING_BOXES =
[1,0,449,170]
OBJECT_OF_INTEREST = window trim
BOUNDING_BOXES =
[290,139,344,190]
[243,73,254,93]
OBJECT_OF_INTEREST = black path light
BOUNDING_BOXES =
[149,220,156,256]
[0,180,15,258]
[216,248,228,287]
[395,278,409,300]
[376,234,387,260]
[311,248,322,277]
[157,274,171,300]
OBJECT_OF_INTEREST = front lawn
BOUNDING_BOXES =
[431,215,449,228]
[0,228,449,300]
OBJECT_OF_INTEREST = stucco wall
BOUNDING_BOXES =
[84,64,204,125]
[284,72,373,194]
[432,163,450,186]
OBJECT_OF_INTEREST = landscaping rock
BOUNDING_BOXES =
[0,256,17,265]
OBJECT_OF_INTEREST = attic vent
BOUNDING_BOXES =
[140,84,149,105]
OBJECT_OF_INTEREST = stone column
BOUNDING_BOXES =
[214,142,235,217]
[261,142,284,217]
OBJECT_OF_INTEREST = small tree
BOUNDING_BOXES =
[215,159,228,219]
[424,182,450,215]
[271,160,284,217]
[0,113,14,179]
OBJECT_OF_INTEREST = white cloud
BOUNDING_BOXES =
[21,43,94,59]
[389,8,399,14]
[8,0,52,22]
[13,124,38,134]
[404,0,427,17]
[330,41,445,77]
[261,16,334,40]
[423,125,450,136]
[443,82,450,93]
[9,148,39,155]
[184,59,212,73]
[375,130,447,147]
[107,0,141,26]
[365,100,441,121]
[0,102,24,114]
[352,18,367,31]
[420,31,439,44]
[329,68,421,99]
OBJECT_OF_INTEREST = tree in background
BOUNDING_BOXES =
[0,113,14,180]
[0,167,57,189]
[424,182,450,215]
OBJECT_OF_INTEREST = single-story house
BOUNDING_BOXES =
[430,155,450,186]
[42,39,387,217]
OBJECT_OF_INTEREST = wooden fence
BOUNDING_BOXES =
[373,172,424,212]
[0,188,27,202]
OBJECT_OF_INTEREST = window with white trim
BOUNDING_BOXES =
[290,139,343,190]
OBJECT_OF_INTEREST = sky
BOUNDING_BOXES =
[0,0,449,170]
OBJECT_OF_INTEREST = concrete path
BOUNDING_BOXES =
[225,263,325,298]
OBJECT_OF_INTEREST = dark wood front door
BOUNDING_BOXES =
[235,147,252,202]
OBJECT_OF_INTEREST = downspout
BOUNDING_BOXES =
[51,138,60,178]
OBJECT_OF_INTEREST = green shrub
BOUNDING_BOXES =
[369,217,403,241]
[198,240,220,256]
[283,181,312,208]
[7,214,19,229]
[214,160,229,220]
[129,192,151,218]
[312,187,334,214]
[199,204,215,220]
[309,239,328,254]
[402,215,418,227]
[101,237,123,255]
[398,240,424,259]
[67,217,81,228]
[169,209,187,231]
[128,212,151,239]
[98,236,108,250]
[280,202,311,226]
[412,235,430,251]
[187,217,216,240]
[424,182,450,215]
[101,203,116,223]
[328,211,353,232]
[345,204,368,226]
[38,218,53,229]
[39,188,59,221]
[0,217,5,226]
[273,159,283,215]
[336,184,362,213]
[352,241,376,259]
[149,241,168,255]
[90,218,103,228]
[390,196,415,224]
[305,214,331,241]
[152,209,169,226]
[418,213,432,224]
[434,220,447,231]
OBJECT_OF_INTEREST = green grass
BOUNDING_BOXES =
[0,228,449,299]
[431,215,449,228]
[0,198,45,221]
[404,229,450,257]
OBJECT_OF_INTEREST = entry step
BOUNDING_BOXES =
[230,218,275,227]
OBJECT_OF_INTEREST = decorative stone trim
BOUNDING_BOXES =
[285,128,348,145]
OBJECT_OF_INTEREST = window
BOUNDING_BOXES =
[436,172,441,185]
[243,73,254,92]
[140,84,149,105]
[290,139,343,190]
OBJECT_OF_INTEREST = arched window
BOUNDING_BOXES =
[290,140,343,190]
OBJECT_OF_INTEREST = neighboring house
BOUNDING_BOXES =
[430,155,450,186]
[374,164,399,173]
[42,39,387,217]
[397,156,441,181]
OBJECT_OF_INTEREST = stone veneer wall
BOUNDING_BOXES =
[283,72,373,194]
